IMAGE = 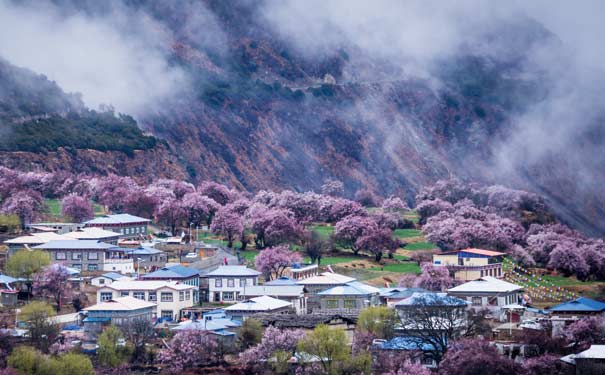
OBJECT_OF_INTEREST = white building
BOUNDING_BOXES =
[96,280,196,321]
[447,276,523,319]
[206,266,261,303]
[91,272,132,287]
[84,214,151,239]
[241,285,307,314]
[224,295,293,319]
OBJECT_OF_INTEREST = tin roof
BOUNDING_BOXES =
[549,297,605,313]
[84,214,151,225]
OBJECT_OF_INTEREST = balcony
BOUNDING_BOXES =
[445,263,502,272]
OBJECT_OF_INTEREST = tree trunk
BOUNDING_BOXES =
[374,251,383,262]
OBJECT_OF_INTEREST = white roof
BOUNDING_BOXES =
[85,214,151,225]
[242,285,305,297]
[5,232,71,244]
[84,296,156,312]
[224,295,292,312]
[576,345,605,359]
[104,280,194,291]
[291,264,318,273]
[64,227,120,240]
[318,281,380,296]
[296,272,355,285]
[205,266,261,277]
[448,276,523,294]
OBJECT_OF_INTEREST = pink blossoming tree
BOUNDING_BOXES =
[255,245,303,280]
[33,264,73,311]
[61,194,94,222]
[158,330,220,373]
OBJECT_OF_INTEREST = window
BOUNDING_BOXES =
[239,278,246,287]
[133,292,145,300]
[161,310,173,320]
[326,300,339,309]
[148,292,157,301]
[98,278,105,284]
[56,252,66,260]
[215,278,222,288]
[227,279,234,288]
[179,291,184,302]
[88,252,98,260]
[121,291,130,297]
[72,252,81,260]
[433,260,441,265]
[161,292,173,302]
[222,292,234,301]
[72,264,81,270]
[87,264,98,271]
[141,226,146,233]
[344,300,357,309]
[100,292,113,301]
[472,297,482,306]
[185,291,191,300]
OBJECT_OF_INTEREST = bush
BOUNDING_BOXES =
[7,346,42,375]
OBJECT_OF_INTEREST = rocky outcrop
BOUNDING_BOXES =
[0,145,186,183]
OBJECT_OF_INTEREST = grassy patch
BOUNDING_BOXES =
[93,203,105,216]
[314,256,359,266]
[393,254,410,261]
[542,275,601,287]
[239,250,259,262]
[403,242,436,251]
[393,229,422,238]
[369,263,421,274]
[309,224,334,240]
[45,199,61,217]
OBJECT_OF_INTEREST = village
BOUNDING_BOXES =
[0,174,603,375]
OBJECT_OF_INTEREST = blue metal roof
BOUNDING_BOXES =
[33,240,115,250]
[379,287,429,299]
[549,297,605,312]
[142,265,199,279]
[128,247,163,255]
[101,272,125,281]
[0,274,19,285]
[265,276,299,286]
[377,336,437,352]
[83,317,111,323]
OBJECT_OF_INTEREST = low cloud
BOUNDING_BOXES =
[0,1,189,115]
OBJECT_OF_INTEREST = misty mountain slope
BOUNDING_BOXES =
[0,58,186,180]
[0,0,604,236]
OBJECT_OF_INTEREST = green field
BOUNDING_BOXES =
[403,209,420,223]
[542,275,600,287]
[309,224,334,240]
[403,242,437,251]
[239,250,259,262]
[45,199,62,217]
[393,229,422,238]
[306,256,359,266]
[393,254,410,261]
[369,263,421,274]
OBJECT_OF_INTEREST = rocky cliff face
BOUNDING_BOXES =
[0,146,185,183]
